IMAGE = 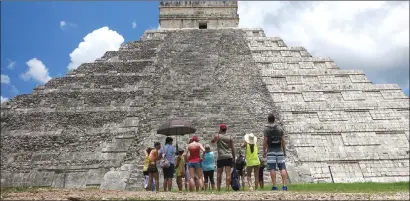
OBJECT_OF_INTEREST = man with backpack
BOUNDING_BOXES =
[263,114,288,191]
[235,150,246,190]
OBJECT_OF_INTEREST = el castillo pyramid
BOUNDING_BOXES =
[1,1,409,190]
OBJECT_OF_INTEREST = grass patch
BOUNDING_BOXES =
[166,182,409,193]
[280,182,409,193]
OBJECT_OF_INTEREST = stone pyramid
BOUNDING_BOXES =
[1,1,409,190]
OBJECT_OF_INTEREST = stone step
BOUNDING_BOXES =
[72,60,154,74]
[120,40,163,51]
[265,83,402,94]
[44,74,153,89]
[101,48,157,61]
[276,99,409,112]
[1,110,129,132]
[8,91,146,108]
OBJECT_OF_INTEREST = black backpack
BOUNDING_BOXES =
[231,168,241,191]
[235,155,246,170]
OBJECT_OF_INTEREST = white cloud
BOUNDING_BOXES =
[67,26,124,70]
[60,21,67,29]
[21,58,52,84]
[1,74,10,84]
[132,21,137,29]
[6,59,16,69]
[60,20,77,30]
[1,96,9,103]
[238,1,409,90]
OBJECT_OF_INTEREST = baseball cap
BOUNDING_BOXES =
[205,144,211,151]
[219,124,227,130]
[191,136,199,142]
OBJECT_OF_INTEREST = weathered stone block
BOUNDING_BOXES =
[100,168,131,190]
[65,172,88,188]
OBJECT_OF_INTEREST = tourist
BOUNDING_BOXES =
[202,144,215,191]
[259,156,266,189]
[211,124,236,192]
[175,148,185,193]
[242,133,260,191]
[159,137,176,192]
[184,136,205,192]
[143,147,155,191]
[263,114,288,191]
[235,149,246,191]
[148,142,161,192]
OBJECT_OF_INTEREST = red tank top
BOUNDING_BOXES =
[189,145,201,163]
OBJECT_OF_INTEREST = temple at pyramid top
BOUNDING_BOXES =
[159,1,239,29]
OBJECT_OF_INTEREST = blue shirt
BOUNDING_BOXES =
[160,144,176,164]
[202,152,215,171]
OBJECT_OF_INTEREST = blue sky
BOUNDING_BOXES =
[1,1,158,101]
[1,1,409,103]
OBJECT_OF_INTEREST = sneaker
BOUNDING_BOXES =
[271,186,278,191]
[282,186,287,191]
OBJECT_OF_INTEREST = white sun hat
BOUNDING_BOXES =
[244,133,257,145]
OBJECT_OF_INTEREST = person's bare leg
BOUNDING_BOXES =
[163,171,167,192]
[148,173,153,192]
[189,167,195,192]
[195,178,199,191]
[154,172,159,193]
[184,177,188,191]
[216,168,223,191]
[270,169,277,187]
[177,176,182,192]
[281,169,287,186]
[196,168,204,191]
[168,178,172,192]
[225,166,232,192]
[254,166,259,191]
[246,167,253,191]
[241,174,245,191]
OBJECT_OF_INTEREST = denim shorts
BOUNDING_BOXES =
[188,162,201,169]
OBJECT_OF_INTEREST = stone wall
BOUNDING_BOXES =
[243,28,410,183]
[159,1,239,29]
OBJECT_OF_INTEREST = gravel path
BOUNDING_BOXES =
[2,188,409,200]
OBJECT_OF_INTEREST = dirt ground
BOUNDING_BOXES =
[1,188,409,200]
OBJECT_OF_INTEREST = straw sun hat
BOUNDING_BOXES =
[244,133,257,145]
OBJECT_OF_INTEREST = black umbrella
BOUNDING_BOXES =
[157,119,196,136]
[156,119,196,150]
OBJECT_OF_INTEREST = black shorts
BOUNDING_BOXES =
[143,171,148,176]
[147,165,158,173]
[203,170,215,184]
[163,163,175,179]
[217,158,233,169]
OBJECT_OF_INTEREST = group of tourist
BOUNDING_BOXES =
[143,114,288,192]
